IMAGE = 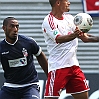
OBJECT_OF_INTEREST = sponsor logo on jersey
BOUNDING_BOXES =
[8,57,27,67]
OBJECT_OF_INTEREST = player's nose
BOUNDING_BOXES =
[67,1,70,5]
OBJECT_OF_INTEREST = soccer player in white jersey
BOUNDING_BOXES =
[0,17,48,99]
[42,0,90,99]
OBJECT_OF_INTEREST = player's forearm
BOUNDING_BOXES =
[36,52,48,76]
[80,33,99,42]
[87,36,99,42]
[56,33,77,43]
[56,27,81,43]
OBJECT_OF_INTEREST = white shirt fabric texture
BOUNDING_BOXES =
[42,12,79,73]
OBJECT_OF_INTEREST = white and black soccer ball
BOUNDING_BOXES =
[73,13,93,33]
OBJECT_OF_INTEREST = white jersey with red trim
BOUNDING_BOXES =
[42,12,79,72]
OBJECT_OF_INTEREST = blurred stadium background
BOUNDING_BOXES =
[0,0,99,99]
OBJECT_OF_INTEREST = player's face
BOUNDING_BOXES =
[58,0,70,13]
[3,20,19,43]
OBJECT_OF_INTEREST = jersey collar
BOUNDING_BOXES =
[5,36,18,45]
[50,12,64,20]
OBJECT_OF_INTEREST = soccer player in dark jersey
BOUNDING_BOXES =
[0,17,48,99]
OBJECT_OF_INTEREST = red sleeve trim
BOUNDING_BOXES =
[55,34,61,44]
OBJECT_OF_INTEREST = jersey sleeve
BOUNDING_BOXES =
[29,37,42,56]
[35,46,42,56]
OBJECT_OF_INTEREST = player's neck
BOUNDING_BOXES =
[5,36,18,45]
[51,11,64,20]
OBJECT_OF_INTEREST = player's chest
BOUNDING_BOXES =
[56,20,73,34]
[0,45,30,67]
[1,44,29,59]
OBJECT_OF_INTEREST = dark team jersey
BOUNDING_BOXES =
[0,35,40,84]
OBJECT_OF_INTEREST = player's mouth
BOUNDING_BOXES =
[12,33,18,38]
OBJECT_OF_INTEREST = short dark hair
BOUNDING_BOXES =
[3,17,16,26]
[49,0,58,7]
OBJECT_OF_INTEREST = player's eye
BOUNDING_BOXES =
[16,25,19,28]
[10,24,19,28]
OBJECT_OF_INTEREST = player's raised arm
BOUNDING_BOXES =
[56,27,81,43]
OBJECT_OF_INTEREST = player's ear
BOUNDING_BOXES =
[56,0,60,6]
[2,26,6,31]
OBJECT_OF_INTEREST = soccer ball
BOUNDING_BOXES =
[73,13,93,33]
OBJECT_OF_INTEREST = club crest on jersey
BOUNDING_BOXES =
[22,48,28,57]
[53,30,58,35]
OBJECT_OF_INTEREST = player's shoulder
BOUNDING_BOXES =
[43,13,50,19]
[0,39,5,46]
[63,13,74,20]
[19,35,32,40]
[0,40,5,53]
[18,35,37,43]
[42,12,54,28]
[42,12,52,23]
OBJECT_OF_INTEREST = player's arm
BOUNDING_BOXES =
[30,37,48,76]
[36,51,48,76]
[79,33,99,42]
[56,27,81,43]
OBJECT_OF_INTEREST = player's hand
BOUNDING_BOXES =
[79,32,90,42]
[79,33,89,38]
[74,27,83,37]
